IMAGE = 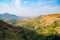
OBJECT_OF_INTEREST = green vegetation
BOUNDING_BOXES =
[16,14,60,40]
[0,14,60,40]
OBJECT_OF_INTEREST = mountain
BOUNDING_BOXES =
[16,14,60,26]
[0,13,20,19]
[0,13,60,40]
[16,13,60,34]
[15,13,60,40]
[37,14,60,26]
[0,13,23,24]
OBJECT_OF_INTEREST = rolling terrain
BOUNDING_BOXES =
[0,20,37,40]
[16,13,60,36]
[0,13,60,40]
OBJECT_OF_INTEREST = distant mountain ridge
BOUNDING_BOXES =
[0,13,24,24]
[0,13,20,19]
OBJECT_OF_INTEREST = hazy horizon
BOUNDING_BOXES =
[0,0,60,17]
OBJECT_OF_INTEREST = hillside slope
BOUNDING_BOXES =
[39,14,60,26]
[0,14,60,40]
[0,20,37,40]
[16,14,60,26]
[0,20,23,40]
[16,14,60,34]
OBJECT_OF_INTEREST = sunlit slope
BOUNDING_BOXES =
[16,13,60,27]
[39,14,60,26]
[16,13,60,34]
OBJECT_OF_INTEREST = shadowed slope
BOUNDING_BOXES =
[0,20,37,40]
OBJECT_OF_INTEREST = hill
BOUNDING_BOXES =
[15,13,60,40]
[38,14,60,26]
[0,13,60,40]
[16,14,60,35]
[17,14,60,26]
[0,13,23,24]
[0,13,20,19]
[0,20,38,40]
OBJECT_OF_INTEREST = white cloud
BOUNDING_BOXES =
[0,0,60,17]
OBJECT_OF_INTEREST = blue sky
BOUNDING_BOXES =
[0,0,60,17]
